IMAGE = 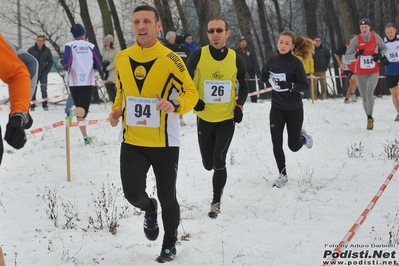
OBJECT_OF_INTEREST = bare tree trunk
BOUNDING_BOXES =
[58,0,75,25]
[324,0,340,95]
[328,4,344,46]
[97,0,113,37]
[384,0,397,25]
[271,0,283,33]
[154,0,175,36]
[174,0,189,35]
[77,0,99,49]
[303,0,318,38]
[193,0,221,46]
[232,0,252,44]
[107,0,126,49]
[232,0,262,72]
[249,18,265,66]
[256,0,273,61]
[369,0,376,28]
[377,0,384,36]
[336,0,359,43]
[357,0,369,18]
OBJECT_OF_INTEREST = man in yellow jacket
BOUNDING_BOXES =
[108,5,198,263]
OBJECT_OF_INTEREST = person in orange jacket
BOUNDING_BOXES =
[0,33,31,165]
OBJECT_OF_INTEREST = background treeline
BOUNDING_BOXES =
[0,0,398,94]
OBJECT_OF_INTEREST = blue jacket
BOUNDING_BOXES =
[184,42,198,52]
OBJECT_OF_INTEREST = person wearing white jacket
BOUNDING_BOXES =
[102,34,119,103]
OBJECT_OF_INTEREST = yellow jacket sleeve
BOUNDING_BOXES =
[309,57,314,74]
[171,53,198,114]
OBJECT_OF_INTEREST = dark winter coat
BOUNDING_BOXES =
[164,42,175,51]
[27,43,53,75]
[313,44,331,72]
[235,47,259,77]
[173,44,190,64]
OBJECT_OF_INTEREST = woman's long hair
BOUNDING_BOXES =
[294,36,315,60]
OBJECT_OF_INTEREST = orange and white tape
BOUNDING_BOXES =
[30,92,70,104]
[0,93,70,112]
[322,162,399,265]
[0,82,66,88]
[0,106,10,112]
[248,86,272,96]
[25,118,110,136]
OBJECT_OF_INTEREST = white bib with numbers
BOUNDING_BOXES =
[269,71,289,92]
[126,96,160,128]
[203,80,232,103]
[386,49,399,62]
[359,55,375,69]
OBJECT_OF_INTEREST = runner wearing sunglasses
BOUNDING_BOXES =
[186,17,249,219]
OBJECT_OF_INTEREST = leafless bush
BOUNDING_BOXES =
[384,140,399,160]
[38,183,134,235]
[87,182,130,235]
[347,142,364,158]
[37,186,59,227]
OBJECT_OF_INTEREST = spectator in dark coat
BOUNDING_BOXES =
[173,35,191,64]
[28,35,53,110]
[235,36,260,103]
[313,35,331,100]
[165,31,176,51]
[172,35,191,126]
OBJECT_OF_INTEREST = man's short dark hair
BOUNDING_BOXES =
[37,35,45,40]
[133,5,160,22]
[208,17,229,31]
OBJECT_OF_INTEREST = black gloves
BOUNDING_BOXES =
[4,113,27,149]
[233,106,243,123]
[277,80,293,90]
[261,68,269,83]
[193,99,205,111]
[381,56,390,66]
[103,60,110,72]
[355,49,364,59]
[372,53,380,62]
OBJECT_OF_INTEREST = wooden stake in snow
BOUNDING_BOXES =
[65,107,85,182]
[310,75,315,104]
[65,117,71,182]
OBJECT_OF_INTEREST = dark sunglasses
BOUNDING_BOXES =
[207,28,225,34]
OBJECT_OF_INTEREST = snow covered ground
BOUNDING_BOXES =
[0,73,399,265]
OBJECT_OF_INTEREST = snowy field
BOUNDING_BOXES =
[0,73,399,265]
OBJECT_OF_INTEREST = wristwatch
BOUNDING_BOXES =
[169,99,180,112]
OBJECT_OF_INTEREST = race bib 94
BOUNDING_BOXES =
[126,96,160,127]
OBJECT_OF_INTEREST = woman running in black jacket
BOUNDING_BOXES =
[261,30,314,188]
